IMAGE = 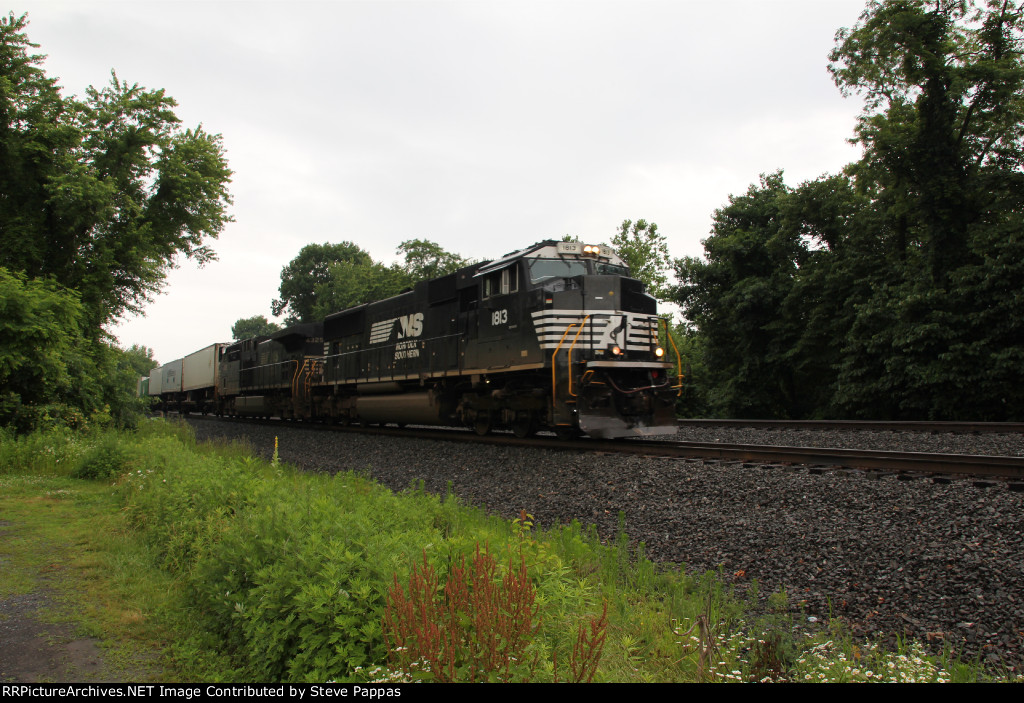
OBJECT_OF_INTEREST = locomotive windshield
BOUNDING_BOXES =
[527,259,588,284]
[596,262,629,276]
[526,258,631,285]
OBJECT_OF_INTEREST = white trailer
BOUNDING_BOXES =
[183,344,221,392]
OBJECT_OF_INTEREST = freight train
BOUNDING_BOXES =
[145,240,682,439]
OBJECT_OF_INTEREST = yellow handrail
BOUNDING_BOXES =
[658,317,684,396]
[305,360,321,394]
[290,359,302,397]
[566,316,590,397]
[550,315,590,404]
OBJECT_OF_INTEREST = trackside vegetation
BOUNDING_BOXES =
[0,13,226,436]
[0,420,1005,683]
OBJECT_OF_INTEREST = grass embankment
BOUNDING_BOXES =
[0,420,985,682]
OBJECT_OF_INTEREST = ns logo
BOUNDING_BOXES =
[370,312,424,345]
[397,312,424,339]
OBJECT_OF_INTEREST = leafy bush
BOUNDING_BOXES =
[71,434,133,480]
[0,267,152,433]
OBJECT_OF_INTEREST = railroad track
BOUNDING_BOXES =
[188,416,1024,482]
[616,439,1024,481]
[677,418,1024,433]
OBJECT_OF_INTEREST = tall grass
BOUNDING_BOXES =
[0,425,82,476]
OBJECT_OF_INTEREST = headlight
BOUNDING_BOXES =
[654,347,665,358]
[611,345,622,356]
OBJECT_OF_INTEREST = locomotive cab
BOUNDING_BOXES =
[471,240,680,438]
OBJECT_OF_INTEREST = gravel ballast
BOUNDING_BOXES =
[187,418,1024,672]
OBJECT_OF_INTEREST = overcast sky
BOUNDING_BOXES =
[17,0,869,364]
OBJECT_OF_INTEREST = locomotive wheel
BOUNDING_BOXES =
[511,411,536,439]
[473,412,492,436]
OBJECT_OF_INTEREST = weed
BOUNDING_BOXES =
[384,545,541,682]
[554,601,608,683]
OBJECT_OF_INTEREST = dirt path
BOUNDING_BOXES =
[0,517,158,683]
[0,589,112,683]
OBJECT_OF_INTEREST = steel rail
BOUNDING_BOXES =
[611,440,1024,479]
[677,419,1024,434]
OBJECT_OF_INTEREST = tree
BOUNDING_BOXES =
[830,0,1024,285]
[231,315,282,341]
[0,15,232,431]
[276,239,470,320]
[272,242,372,324]
[827,0,1024,418]
[0,267,149,431]
[674,174,807,417]
[0,13,233,330]
[312,260,412,319]
[396,239,469,281]
[676,0,1024,420]
[0,267,87,430]
[121,344,158,378]
[611,219,673,300]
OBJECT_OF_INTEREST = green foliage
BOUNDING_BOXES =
[395,238,469,282]
[829,0,1024,288]
[121,344,158,378]
[121,437,448,681]
[612,218,673,301]
[271,242,372,324]
[312,259,412,319]
[0,267,88,430]
[669,323,711,418]
[71,433,133,480]
[0,425,82,476]
[675,1,1024,420]
[0,14,229,432]
[674,173,813,418]
[116,425,725,682]
[0,13,233,329]
[793,638,951,683]
[275,239,468,321]
[230,315,281,341]
[826,0,1024,418]
[0,267,150,432]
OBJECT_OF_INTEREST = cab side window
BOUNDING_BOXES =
[483,265,518,298]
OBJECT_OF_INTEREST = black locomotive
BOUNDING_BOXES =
[148,240,681,439]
